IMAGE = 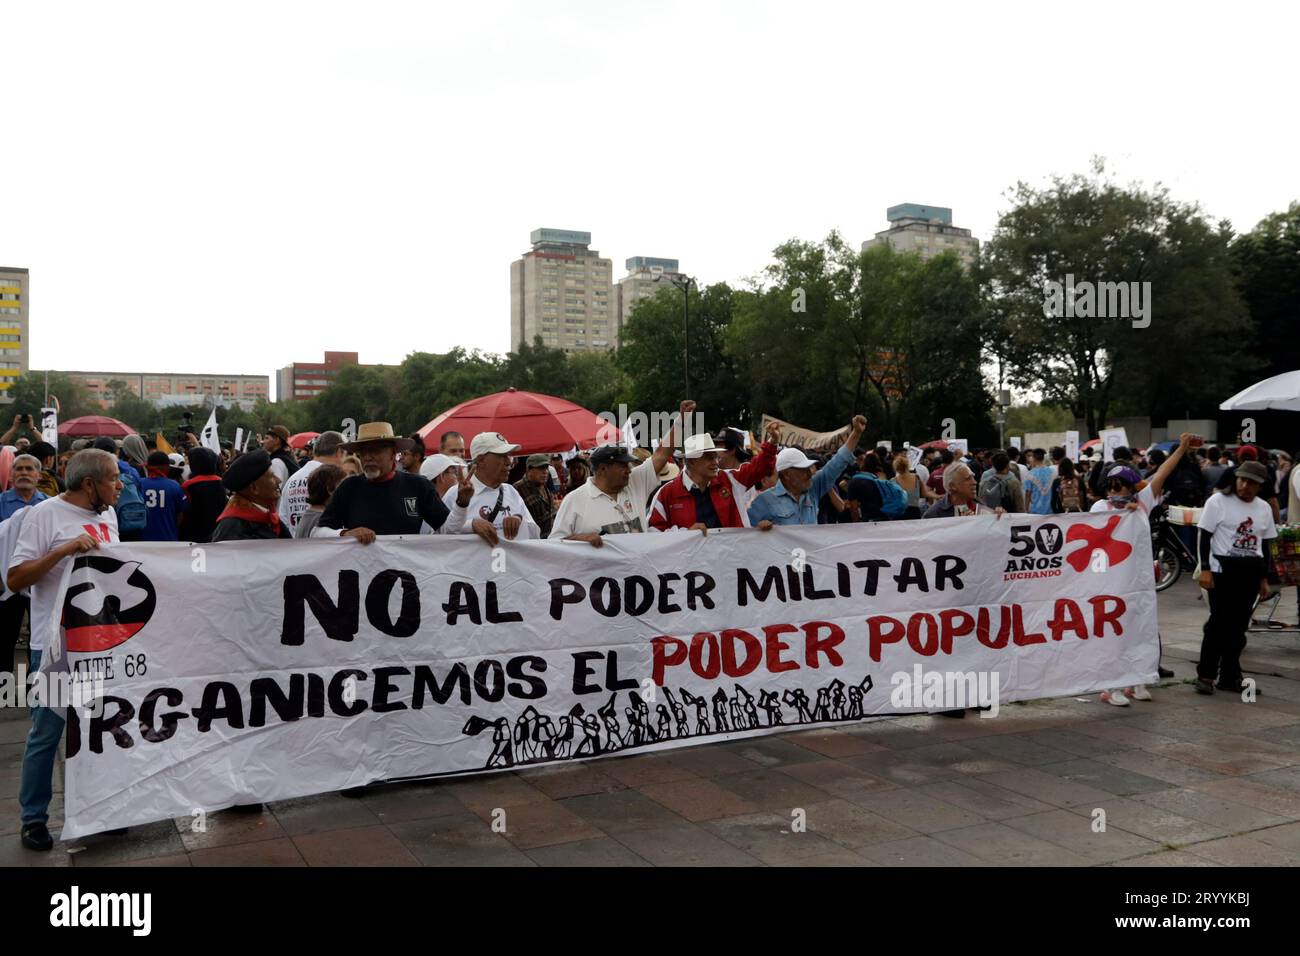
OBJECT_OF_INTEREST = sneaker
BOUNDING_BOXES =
[20,823,53,851]
[1100,689,1131,706]
[1158,666,1174,679]
[1128,684,1153,701]
[1194,679,1215,695]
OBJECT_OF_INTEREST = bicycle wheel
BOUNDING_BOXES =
[1154,545,1181,592]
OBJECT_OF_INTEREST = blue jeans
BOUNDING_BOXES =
[20,649,66,827]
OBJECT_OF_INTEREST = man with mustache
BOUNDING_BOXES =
[313,422,450,542]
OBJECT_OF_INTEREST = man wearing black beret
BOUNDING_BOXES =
[211,449,291,541]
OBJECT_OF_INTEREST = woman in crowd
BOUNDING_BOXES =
[565,456,590,497]
[294,464,346,539]
[1050,457,1087,512]
[891,450,933,519]
[341,454,363,478]
[179,446,228,543]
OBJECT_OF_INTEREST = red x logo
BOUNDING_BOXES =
[1064,514,1132,571]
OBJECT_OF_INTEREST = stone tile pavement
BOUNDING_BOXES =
[4,577,1300,866]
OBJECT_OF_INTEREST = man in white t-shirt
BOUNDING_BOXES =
[8,449,122,852]
[440,432,539,545]
[1195,460,1277,696]
[277,430,345,532]
[551,400,693,545]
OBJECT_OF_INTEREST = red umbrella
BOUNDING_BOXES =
[918,439,949,450]
[57,415,135,438]
[417,388,617,455]
[288,431,319,450]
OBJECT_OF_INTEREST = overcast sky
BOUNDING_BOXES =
[3,1,1295,389]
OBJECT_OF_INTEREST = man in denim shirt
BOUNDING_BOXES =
[748,416,866,526]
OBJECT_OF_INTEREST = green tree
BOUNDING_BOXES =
[1005,402,1075,435]
[386,349,504,435]
[106,380,164,435]
[6,371,99,424]
[984,160,1255,434]
[311,364,397,434]
[617,282,746,432]
[567,350,628,415]
[725,235,992,445]
[1232,201,1300,388]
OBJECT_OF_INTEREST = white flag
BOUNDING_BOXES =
[200,408,220,452]
[233,428,244,454]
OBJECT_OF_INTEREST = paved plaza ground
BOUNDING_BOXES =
[5,576,1300,867]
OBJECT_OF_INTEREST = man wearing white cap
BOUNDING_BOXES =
[649,419,781,532]
[440,432,539,545]
[551,400,694,545]
[420,453,466,498]
[748,416,867,526]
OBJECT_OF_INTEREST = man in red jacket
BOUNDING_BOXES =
[650,421,780,531]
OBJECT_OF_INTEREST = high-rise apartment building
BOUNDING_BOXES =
[616,256,680,342]
[0,267,31,403]
[863,204,979,270]
[510,229,614,353]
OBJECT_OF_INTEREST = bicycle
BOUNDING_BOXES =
[1151,502,1198,592]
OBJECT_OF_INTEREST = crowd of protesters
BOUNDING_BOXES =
[2,404,1298,852]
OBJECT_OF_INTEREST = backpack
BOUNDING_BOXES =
[1058,476,1082,512]
[853,473,908,519]
[116,466,147,533]
[978,471,1014,511]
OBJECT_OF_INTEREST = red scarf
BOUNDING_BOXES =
[216,499,282,536]
[182,474,223,492]
[146,465,171,479]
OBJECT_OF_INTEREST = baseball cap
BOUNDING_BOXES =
[590,445,639,467]
[775,447,818,471]
[682,433,722,459]
[420,453,465,480]
[470,432,521,458]
[1236,461,1268,484]
[526,453,550,468]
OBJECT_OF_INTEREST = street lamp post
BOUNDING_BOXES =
[655,272,696,400]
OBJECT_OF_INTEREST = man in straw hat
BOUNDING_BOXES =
[314,422,450,541]
[551,399,694,545]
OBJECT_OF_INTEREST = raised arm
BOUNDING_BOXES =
[1147,433,1193,501]
[653,399,694,475]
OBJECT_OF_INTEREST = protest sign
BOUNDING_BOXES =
[1100,427,1129,463]
[41,407,59,445]
[1065,430,1080,461]
[45,514,1158,838]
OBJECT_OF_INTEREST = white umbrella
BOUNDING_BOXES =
[1219,370,1300,412]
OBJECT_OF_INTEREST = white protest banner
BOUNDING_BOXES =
[40,407,59,445]
[1099,427,1129,463]
[200,408,220,452]
[1064,430,1080,461]
[46,514,1157,838]
[1009,436,1022,450]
